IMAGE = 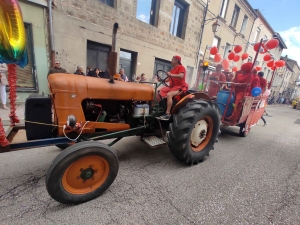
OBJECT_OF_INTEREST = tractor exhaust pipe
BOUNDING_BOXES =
[108,23,119,83]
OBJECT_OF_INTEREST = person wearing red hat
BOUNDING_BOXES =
[226,62,253,121]
[159,55,188,120]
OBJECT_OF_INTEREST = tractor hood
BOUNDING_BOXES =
[48,73,154,101]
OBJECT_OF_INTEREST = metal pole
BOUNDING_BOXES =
[48,0,55,67]
[195,0,209,70]
[201,46,208,86]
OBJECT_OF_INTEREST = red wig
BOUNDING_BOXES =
[241,62,253,73]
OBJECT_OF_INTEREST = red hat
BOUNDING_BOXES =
[241,62,253,73]
[173,55,182,65]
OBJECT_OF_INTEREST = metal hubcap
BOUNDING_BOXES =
[80,168,95,180]
[191,119,208,147]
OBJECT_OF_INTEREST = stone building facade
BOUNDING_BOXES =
[197,0,257,80]
[50,0,209,86]
[271,58,293,98]
[282,56,300,99]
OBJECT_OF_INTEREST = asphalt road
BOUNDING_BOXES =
[0,105,299,224]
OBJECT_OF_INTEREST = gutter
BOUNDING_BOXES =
[48,0,55,67]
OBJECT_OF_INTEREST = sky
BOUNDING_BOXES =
[247,0,300,65]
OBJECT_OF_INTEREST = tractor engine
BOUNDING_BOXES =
[47,73,154,136]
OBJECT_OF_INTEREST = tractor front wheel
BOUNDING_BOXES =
[167,99,220,164]
[46,141,119,204]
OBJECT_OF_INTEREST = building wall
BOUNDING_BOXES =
[200,0,256,70]
[247,17,273,79]
[51,0,207,87]
[16,0,49,102]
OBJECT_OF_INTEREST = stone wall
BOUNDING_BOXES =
[51,0,205,84]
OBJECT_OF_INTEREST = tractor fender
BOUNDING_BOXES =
[171,92,213,115]
[171,94,195,114]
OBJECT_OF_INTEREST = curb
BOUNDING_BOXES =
[2,119,24,126]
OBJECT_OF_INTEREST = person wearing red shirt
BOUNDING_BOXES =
[159,55,188,120]
[258,71,268,125]
[250,69,260,91]
[258,71,267,93]
[207,64,226,97]
[226,62,253,120]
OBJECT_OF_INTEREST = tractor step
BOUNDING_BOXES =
[142,136,166,148]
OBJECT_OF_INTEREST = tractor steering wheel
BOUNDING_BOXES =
[156,70,174,88]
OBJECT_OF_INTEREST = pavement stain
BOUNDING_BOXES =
[267,160,300,224]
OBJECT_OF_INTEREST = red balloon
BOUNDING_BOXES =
[271,65,276,71]
[255,66,262,71]
[210,46,218,55]
[214,53,222,63]
[233,55,240,62]
[275,60,285,67]
[266,39,279,50]
[254,42,266,52]
[222,59,229,69]
[228,52,235,60]
[241,53,249,60]
[267,60,274,67]
[234,45,242,53]
[232,66,238,72]
[263,54,272,61]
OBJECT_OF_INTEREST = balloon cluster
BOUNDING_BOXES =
[209,44,249,72]
[0,0,27,146]
[209,38,285,73]
[256,39,285,71]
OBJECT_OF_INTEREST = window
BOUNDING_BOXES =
[240,15,248,35]
[170,0,188,38]
[136,0,160,26]
[15,23,37,91]
[99,0,114,7]
[87,41,111,72]
[253,27,261,42]
[230,4,240,28]
[223,43,231,59]
[210,36,221,58]
[219,0,229,18]
[153,58,172,79]
[119,49,137,81]
[248,56,253,62]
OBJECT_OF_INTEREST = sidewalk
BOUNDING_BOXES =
[0,104,25,126]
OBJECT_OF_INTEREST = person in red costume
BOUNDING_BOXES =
[159,55,188,120]
[258,71,267,93]
[258,71,268,124]
[226,62,254,120]
[250,69,260,91]
[207,64,226,97]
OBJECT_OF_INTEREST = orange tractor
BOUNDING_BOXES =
[1,23,220,204]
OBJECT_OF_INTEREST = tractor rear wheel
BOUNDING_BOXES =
[167,99,220,165]
[46,141,119,204]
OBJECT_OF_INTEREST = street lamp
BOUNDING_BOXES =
[212,20,220,33]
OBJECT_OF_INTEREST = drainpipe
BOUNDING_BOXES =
[48,0,55,67]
